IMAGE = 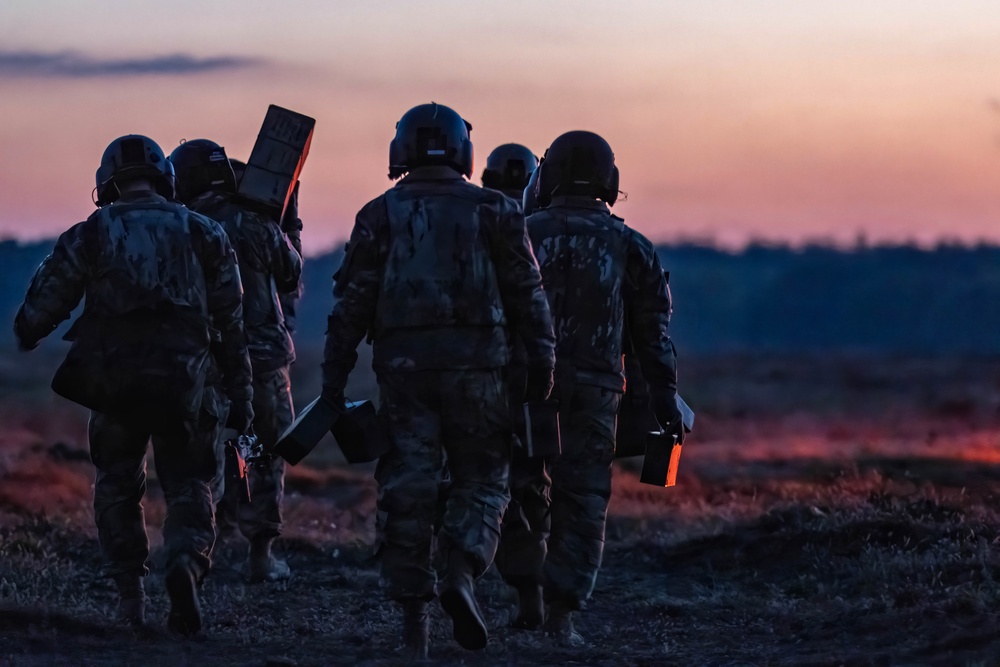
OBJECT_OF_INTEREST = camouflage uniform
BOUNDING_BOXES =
[493,410,552,588]
[323,166,555,602]
[522,195,678,609]
[278,183,305,334]
[187,191,302,542]
[13,191,252,582]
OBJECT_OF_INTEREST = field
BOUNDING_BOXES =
[2,350,1000,666]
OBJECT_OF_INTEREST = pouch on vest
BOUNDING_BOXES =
[51,303,211,428]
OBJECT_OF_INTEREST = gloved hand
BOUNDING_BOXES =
[651,393,684,444]
[227,399,255,433]
[320,386,345,410]
[16,335,39,352]
[524,366,554,403]
[285,229,303,256]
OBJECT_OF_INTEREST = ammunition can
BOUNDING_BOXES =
[238,105,315,219]
[330,400,391,464]
[639,431,682,487]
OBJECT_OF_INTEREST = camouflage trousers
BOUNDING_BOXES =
[216,366,293,541]
[494,448,551,586]
[507,382,619,608]
[375,369,511,602]
[89,386,227,580]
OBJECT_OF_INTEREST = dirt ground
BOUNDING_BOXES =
[3,353,1000,666]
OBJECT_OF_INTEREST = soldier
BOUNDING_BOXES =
[321,103,555,658]
[481,143,539,202]
[525,131,684,643]
[13,135,253,636]
[168,140,303,583]
[480,144,552,630]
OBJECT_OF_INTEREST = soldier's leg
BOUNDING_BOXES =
[438,369,512,649]
[240,367,293,581]
[212,441,240,545]
[438,369,511,573]
[151,388,225,636]
[495,447,550,629]
[209,398,239,555]
[89,412,152,625]
[544,385,619,634]
[376,371,444,658]
[496,449,550,580]
[376,371,443,601]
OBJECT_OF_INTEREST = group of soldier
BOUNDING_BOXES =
[13,101,684,659]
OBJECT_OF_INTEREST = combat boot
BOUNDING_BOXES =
[165,555,203,638]
[113,573,147,628]
[510,580,544,630]
[438,551,488,650]
[400,599,430,661]
[545,599,585,646]
[249,536,291,583]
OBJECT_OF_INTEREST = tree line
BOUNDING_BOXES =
[3,239,998,355]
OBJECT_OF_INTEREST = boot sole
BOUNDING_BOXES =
[440,586,488,651]
[165,566,202,637]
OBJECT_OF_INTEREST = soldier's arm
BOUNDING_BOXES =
[488,199,555,370]
[278,193,306,330]
[321,199,384,396]
[199,223,253,400]
[278,289,301,333]
[265,220,303,296]
[624,232,677,395]
[281,181,304,260]
[13,223,89,350]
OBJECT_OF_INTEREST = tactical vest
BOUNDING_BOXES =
[527,204,631,390]
[372,183,509,370]
[52,202,213,425]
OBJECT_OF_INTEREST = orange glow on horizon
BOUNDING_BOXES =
[3,2,1000,252]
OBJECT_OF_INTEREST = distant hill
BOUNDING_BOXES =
[3,238,999,356]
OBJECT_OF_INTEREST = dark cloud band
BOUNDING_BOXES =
[0,50,262,78]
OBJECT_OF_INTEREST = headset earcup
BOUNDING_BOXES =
[605,166,620,205]
[536,159,553,207]
[388,137,404,179]
[461,140,474,178]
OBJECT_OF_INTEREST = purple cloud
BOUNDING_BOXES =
[0,50,263,78]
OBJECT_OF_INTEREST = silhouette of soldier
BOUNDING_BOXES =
[169,140,302,583]
[14,135,253,636]
[520,131,683,643]
[321,103,555,657]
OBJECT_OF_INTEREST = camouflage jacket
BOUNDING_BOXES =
[277,180,304,333]
[526,196,677,394]
[323,166,555,387]
[278,213,304,334]
[189,191,302,373]
[13,192,253,400]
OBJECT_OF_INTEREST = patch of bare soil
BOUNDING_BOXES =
[3,440,1000,665]
[4,354,1000,665]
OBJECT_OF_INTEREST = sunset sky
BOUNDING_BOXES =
[2,1,1000,252]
